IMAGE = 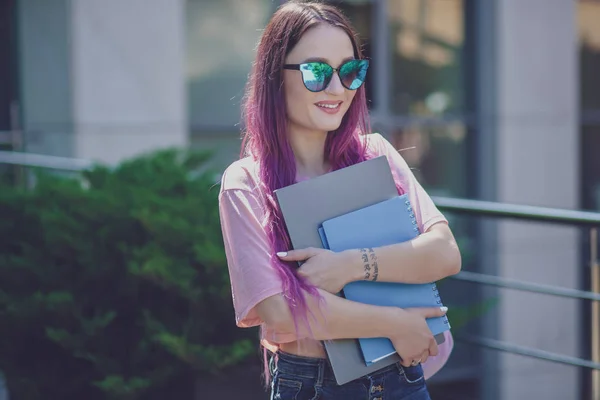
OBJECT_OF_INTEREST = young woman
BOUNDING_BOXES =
[218,1,461,398]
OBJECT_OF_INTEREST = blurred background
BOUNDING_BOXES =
[1,0,600,399]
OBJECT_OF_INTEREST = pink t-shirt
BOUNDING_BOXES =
[218,133,453,379]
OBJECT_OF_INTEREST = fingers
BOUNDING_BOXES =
[401,351,428,368]
[404,347,432,368]
[399,348,425,368]
[419,349,429,365]
[400,357,414,368]
[407,306,448,319]
[276,247,320,261]
[429,338,439,357]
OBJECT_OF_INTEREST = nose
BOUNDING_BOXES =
[325,72,345,95]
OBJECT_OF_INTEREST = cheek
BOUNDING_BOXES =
[343,90,357,111]
[284,74,312,119]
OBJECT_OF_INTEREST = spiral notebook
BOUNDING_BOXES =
[318,194,450,365]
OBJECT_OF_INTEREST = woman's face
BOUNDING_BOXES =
[283,24,358,137]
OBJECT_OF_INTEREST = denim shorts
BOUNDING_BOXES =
[270,351,431,400]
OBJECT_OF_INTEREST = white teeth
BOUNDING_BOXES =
[317,103,339,109]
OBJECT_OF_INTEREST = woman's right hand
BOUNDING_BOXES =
[388,306,448,367]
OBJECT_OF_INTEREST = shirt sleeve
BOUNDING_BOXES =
[372,133,448,233]
[218,188,283,328]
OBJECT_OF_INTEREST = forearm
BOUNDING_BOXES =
[344,225,461,284]
[259,289,401,341]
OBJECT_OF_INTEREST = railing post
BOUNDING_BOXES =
[591,227,599,399]
[0,371,8,400]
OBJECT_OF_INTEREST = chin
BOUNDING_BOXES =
[321,124,342,133]
[315,118,344,133]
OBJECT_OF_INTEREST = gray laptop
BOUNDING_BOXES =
[273,155,444,385]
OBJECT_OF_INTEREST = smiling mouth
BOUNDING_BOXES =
[315,102,342,110]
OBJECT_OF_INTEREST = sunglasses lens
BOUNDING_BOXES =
[339,59,369,90]
[299,62,333,92]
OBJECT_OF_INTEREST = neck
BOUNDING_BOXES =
[288,124,330,179]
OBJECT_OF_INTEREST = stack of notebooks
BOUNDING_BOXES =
[274,155,451,384]
[318,194,450,365]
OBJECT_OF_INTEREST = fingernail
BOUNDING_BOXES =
[277,252,287,257]
[440,306,448,313]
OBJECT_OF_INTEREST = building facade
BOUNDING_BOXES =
[1,0,599,399]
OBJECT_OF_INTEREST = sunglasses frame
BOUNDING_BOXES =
[283,59,370,92]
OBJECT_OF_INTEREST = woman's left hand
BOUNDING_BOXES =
[277,248,354,294]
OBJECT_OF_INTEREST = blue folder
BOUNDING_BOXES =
[318,194,450,365]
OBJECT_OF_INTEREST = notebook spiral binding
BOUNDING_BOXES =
[405,197,450,326]
[433,286,450,325]
[404,198,420,233]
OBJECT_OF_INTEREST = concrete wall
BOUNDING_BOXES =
[18,0,188,165]
[71,0,187,164]
[494,0,581,398]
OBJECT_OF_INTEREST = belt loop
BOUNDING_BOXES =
[395,361,404,375]
[269,352,277,376]
[315,358,325,387]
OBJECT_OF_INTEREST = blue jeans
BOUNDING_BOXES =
[270,351,431,400]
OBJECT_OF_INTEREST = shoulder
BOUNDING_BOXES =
[218,157,267,224]
[363,132,397,157]
[219,156,261,194]
[363,132,414,183]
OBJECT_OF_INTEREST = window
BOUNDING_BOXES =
[333,0,375,108]
[186,0,274,133]
[579,0,600,211]
[385,0,471,201]
[578,5,600,398]
[388,0,466,116]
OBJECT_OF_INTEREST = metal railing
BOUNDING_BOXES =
[0,150,95,171]
[431,196,600,399]
[2,150,600,397]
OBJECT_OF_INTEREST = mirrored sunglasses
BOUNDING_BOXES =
[283,59,370,92]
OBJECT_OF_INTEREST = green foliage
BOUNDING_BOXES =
[0,148,257,400]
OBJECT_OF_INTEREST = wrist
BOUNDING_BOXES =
[343,247,380,282]
[380,307,407,339]
[340,249,366,283]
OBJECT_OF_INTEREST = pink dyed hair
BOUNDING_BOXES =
[239,0,403,384]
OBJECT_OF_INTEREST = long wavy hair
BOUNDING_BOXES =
[239,0,403,382]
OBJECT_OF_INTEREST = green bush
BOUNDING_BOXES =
[0,149,257,400]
